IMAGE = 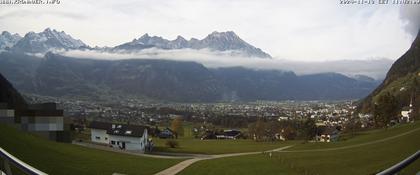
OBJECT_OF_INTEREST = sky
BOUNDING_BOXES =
[0,0,419,62]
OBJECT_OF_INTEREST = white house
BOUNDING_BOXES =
[400,100,413,123]
[316,127,339,142]
[278,116,289,121]
[89,121,111,144]
[215,130,242,140]
[89,121,149,152]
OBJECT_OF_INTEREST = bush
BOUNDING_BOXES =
[165,140,179,148]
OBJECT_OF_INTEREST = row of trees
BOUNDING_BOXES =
[169,116,319,142]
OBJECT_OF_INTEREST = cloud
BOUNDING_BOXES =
[399,5,420,37]
[59,48,393,79]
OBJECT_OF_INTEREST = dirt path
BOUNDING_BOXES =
[154,145,294,175]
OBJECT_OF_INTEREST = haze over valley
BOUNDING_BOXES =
[0,28,388,102]
[0,2,419,175]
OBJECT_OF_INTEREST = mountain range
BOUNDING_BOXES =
[1,28,270,58]
[9,28,86,54]
[0,72,27,109]
[0,28,384,102]
[113,31,271,58]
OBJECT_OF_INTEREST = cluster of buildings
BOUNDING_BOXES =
[358,98,416,127]
[22,95,416,145]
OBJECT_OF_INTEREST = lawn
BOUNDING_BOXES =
[179,122,420,175]
[0,124,182,175]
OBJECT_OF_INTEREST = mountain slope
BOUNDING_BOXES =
[360,31,420,117]
[214,69,379,101]
[0,52,378,102]
[0,72,27,109]
[26,53,223,102]
[114,31,271,58]
[0,52,42,93]
[212,67,300,101]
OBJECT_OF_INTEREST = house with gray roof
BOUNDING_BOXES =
[89,121,150,152]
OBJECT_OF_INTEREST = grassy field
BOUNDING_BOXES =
[153,138,295,154]
[179,122,420,175]
[153,122,294,154]
[0,124,182,175]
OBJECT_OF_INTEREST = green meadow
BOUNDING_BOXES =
[179,122,420,175]
[0,124,182,175]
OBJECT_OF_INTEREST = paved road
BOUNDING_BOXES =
[154,145,294,175]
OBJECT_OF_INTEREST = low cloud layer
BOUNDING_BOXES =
[60,48,393,79]
[400,5,420,37]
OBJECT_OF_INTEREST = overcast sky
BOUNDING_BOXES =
[0,0,419,61]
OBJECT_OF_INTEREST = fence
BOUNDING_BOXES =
[376,150,420,175]
[1,147,418,175]
[0,147,47,175]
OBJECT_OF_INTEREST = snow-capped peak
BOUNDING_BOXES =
[0,31,22,51]
[207,31,238,38]
[139,33,150,39]
[11,28,87,53]
[175,35,187,41]
[114,31,272,58]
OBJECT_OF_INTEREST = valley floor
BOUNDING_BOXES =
[1,122,419,175]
